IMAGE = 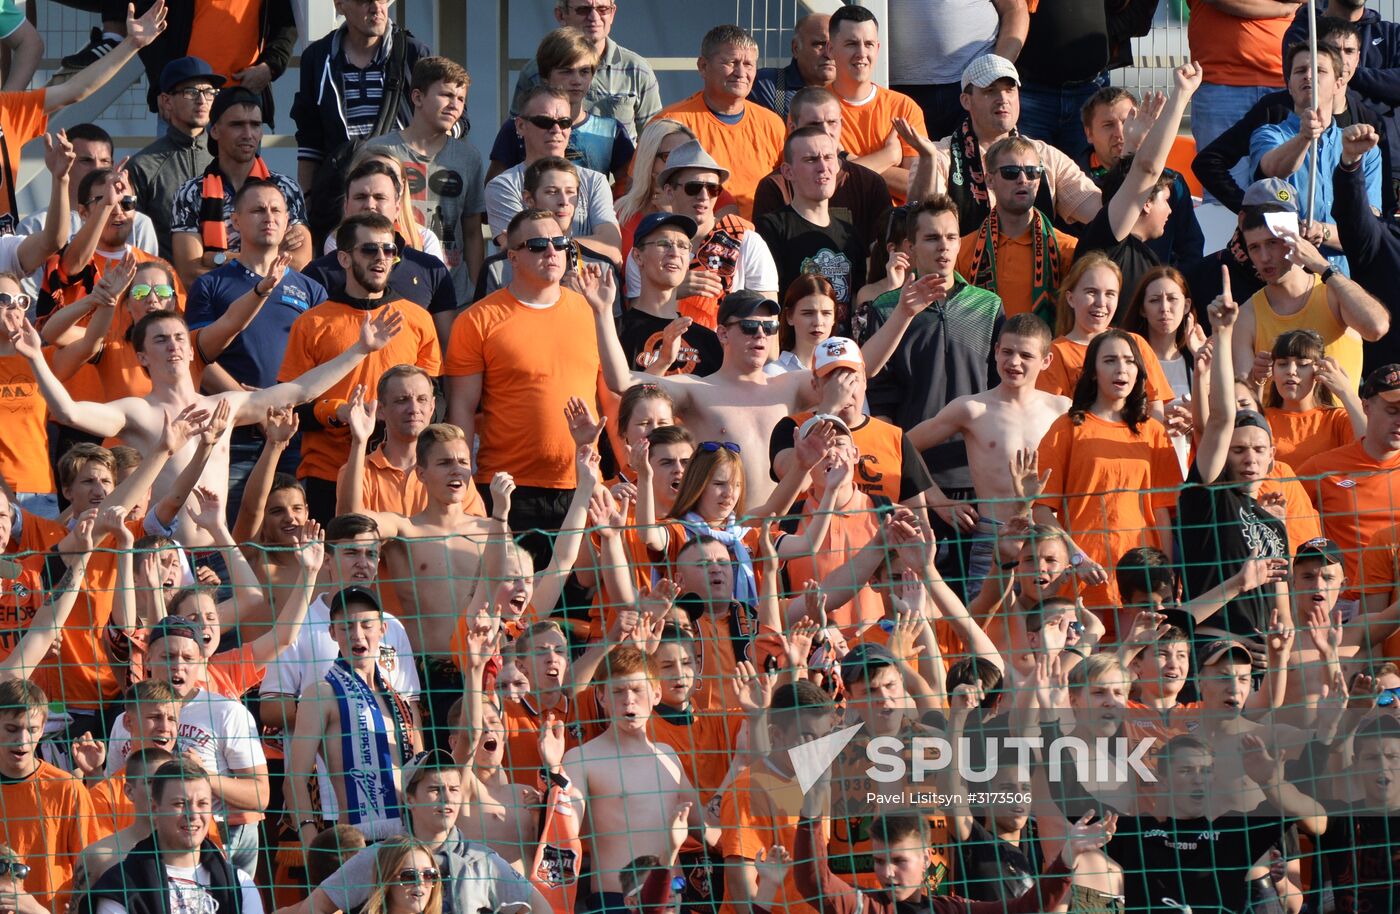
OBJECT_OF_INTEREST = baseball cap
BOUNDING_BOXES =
[401,748,457,793]
[147,616,203,647]
[159,56,226,95]
[717,290,779,325]
[841,642,898,689]
[798,412,852,440]
[633,212,697,248]
[962,54,1020,90]
[1295,537,1344,567]
[328,585,383,618]
[813,336,864,378]
[1233,409,1273,436]
[1361,364,1400,401]
[1199,639,1253,667]
[207,87,265,157]
[1241,178,1298,212]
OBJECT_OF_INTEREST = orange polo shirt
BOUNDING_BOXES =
[335,446,487,517]
[956,223,1079,317]
[1298,440,1400,599]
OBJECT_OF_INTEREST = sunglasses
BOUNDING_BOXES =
[86,195,138,211]
[726,318,778,337]
[699,441,741,454]
[996,165,1045,181]
[394,867,440,886]
[0,860,28,881]
[355,242,400,259]
[130,283,175,301]
[515,235,570,252]
[0,293,31,311]
[682,180,723,198]
[1377,686,1400,707]
[522,115,573,131]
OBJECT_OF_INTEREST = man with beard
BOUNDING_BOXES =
[278,212,440,524]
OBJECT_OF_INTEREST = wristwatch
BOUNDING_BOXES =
[1319,266,1337,285]
[211,251,228,266]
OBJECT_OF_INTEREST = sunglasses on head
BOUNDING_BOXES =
[522,114,572,131]
[0,293,31,311]
[682,180,722,198]
[515,235,570,252]
[0,860,29,881]
[394,867,440,886]
[996,165,1045,181]
[726,318,778,337]
[130,283,175,301]
[86,194,137,211]
[699,441,741,454]
[355,242,400,259]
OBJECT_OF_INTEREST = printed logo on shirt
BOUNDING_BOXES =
[1334,478,1358,488]
[0,374,36,410]
[801,249,852,305]
[692,229,743,290]
[637,330,700,375]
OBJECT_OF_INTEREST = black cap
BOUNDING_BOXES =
[1233,409,1272,436]
[1361,364,1400,401]
[633,212,697,248]
[159,56,226,95]
[147,616,202,647]
[840,642,898,689]
[328,585,382,619]
[1295,536,1344,567]
[1199,639,1253,667]
[716,290,779,325]
[207,87,265,157]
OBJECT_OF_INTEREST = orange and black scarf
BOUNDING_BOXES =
[947,115,1055,233]
[199,157,272,252]
[967,207,1062,324]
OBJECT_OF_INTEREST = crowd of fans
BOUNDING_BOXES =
[0,0,1400,913]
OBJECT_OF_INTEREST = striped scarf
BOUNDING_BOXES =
[326,657,413,835]
[967,207,1062,323]
[199,157,272,252]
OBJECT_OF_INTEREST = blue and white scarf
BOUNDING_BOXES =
[680,511,757,606]
[326,658,413,834]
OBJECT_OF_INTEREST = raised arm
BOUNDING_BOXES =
[9,314,127,438]
[1194,268,1240,485]
[530,447,602,614]
[246,524,324,663]
[151,399,230,529]
[858,274,942,377]
[232,406,298,546]
[195,252,292,363]
[42,1,167,114]
[336,392,376,518]
[0,513,94,681]
[577,263,687,404]
[1105,64,1202,243]
[15,132,74,277]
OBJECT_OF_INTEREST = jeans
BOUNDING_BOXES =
[963,516,1003,601]
[13,492,58,520]
[892,82,965,141]
[221,820,260,877]
[1016,77,1109,155]
[225,430,302,529]
[1191,82,1275,204]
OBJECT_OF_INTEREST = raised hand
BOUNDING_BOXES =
[563,397,605,446]
[735,660,772,713]
[72,509,98,554]
[1342,123,1381,166]
[784,615,820,670]
[257,251,294,296]
[1173,60,1204,95]
[1164,402,1194,440]
[161,402,212,454]
[891,116,937,158]
[1241,733,1281,787]
[794,419,837,470]
[95,504,132,549]
[666,801,693,856]
[628,436,651,479]
[539,713,567,771]
[678,268,723,301]
[576,444,602,491]
[885,251,910,290]
[263,404,299,443]
[897,272,946,317]
[359,307,404,352]
[346,387,378,443]
[201,398,231,447]
[44,130,75,180]
[1260,605,1294,657]
[636,577,681,622]
[1121,91,1164,156]
[753,845,794,887]
[1208,265,1238,330]
[1010,447,1051,502]
[292,520,326,575]
[189,485,225,531]
[576,262,618,314]
[126,0,168,48]
[886,609,925,664]
[96,249,139,306]
[1279,228,1332,275]
[652,316,692,371]
[71,731,106,778]
[489,472,516,523]
[1123,610,1169,650]
[1060,811,1118,867]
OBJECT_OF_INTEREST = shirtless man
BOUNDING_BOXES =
[562,645,712,909]
[12,301,403,542]
[73,746,174,895]
[906,313,1070,596]
[288,585,423,845]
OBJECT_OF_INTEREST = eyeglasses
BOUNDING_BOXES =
[0,293,32,311]
[638,240,692,253]
[726,318,778,337]
[86,195,137,211]
[174,87,218,101]
[354,242,400,260]
[130,283,175,302]
[514,235,570,252]
[1377,686,1400,707]
[568,2,616,17]
[394,867,440,886]
[522,115,573,131]
[996,165,1045,181]
[0,860,30,881]
[699,441,741,454]
[682,180,723,198]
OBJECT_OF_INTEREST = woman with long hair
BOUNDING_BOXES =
[359,836,443,914]
[853,203,913,314]
[768,274,837,375]
[1261,328,1363,467]
[334,147,442,260]
[1035,329,1182,631]
[1122,265,1204,471]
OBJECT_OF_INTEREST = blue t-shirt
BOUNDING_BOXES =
[186,261,328,388]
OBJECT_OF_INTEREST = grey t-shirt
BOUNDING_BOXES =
[369,131,487,304]
[484,162,616,240]
[318,829,533,914]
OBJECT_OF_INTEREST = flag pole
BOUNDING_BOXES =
[1305,0,1319,231]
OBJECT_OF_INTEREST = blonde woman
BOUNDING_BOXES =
[615,118,738,261]
[359,836,443,914]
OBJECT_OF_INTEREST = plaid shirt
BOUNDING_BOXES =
[512,38,661,140]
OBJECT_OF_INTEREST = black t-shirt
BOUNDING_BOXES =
[754,205,867,336]
[1016,1,1109,85]
[1107,812,1289,914]
[954,818,1042,902]
[1175,465,1288,637]
[616,307,723,377]
[1317,802,1400,914]
[752,158,893,245]
[1076,205,1161,315]
[766,414,934,501]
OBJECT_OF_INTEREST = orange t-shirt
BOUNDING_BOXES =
[0,351,54,493]
[0,761,97,910]
[335,445,487,518]
[0,90,47,231]
[89,771,133,838]
[1186,0,1291,87]
[649,705,744,801]
[1259,459,1323,551]
[1297,440,1400,599]
[185,0,263,81]
[501,692,599,783]
[955,224,1079,317]
[718,763,823,914]
[444,288,601,489]
[1264,406,1356,469]
[1037,333,1175,403]
[654,93,785,218]
[277,299,441,482]
[785,411,909,505]
[1359,522,1400,658]
[1036,412,1182,610]
[781,491,885,634]
[838,85,926,159]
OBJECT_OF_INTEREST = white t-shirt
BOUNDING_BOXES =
[321,224,445,263]
[484,162,617,238]
[95,863,265,914]
[105,687,266,779]
[623,227,778,299]
[260,593,421,701]
[17,208,160,256]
